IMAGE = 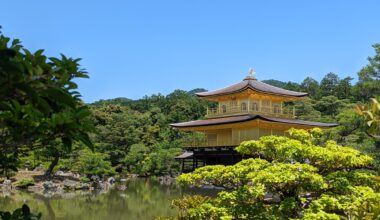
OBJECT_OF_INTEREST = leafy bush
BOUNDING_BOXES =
[69,149,115,177]
[0,204,41,220]
[123,144,181,176]
[174,129,380,219]
[79,176,90,183]
[16,179,35,189]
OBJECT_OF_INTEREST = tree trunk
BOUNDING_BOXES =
[45,154,59,177]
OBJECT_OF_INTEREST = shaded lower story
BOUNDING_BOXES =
[176,147,244,173]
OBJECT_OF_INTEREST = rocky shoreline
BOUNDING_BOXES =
[0,170,177,198]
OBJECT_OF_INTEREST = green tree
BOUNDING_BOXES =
[320,72,340,96]
[69,149,115,177]
[0,32,93,176]
[358,44,380,81]
[174,129,378,219]
[314,96,349,118]
[337,76,353,99]
[355,44,380,101]
[301,77,320,99]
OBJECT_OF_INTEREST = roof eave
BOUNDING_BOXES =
[170,115,338,129]
[196,87,308,98]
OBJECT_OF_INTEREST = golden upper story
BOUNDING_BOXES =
[171,71,338,148]
[196,73,307,119]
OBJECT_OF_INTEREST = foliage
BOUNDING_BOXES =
[356,98,380,138]
[0,204,41,220]
[0,153,18,178]
[66,149,115,177]
[174,129,380,219]
[90,89,208,176]
[0,32,93,177]
[16,179,35,189]
[320,72,340,97]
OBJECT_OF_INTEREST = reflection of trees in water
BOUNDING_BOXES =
[33,194,55,220]
[0,178,219,220]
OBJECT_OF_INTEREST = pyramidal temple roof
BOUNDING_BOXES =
[196,77,308,98]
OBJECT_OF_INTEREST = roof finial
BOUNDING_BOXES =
[245,68,257,80]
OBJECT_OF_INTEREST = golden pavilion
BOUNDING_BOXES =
[171,70,337,170]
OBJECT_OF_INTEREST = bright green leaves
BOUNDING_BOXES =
[236,131,373,172]
[177,158,270,188]
[175,129,379,219]
[248,163,326,193]
[357,98,380,138]
[305,187,380,219]
[325,170,379,194]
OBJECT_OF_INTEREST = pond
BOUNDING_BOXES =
[0,178,219,220]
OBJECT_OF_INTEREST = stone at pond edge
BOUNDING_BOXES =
[28,185,43,193]
[107,177,115,184]
[63,179,78,190]
[43,181,60,192]
[33,164,45,172]
[55,171,65,176]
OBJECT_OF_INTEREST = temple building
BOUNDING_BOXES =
[171,70,337,171]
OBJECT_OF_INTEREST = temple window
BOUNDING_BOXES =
[273,104,281,114]
[252,102,259,111]
[241,102,247,111]
[221,105,227,113]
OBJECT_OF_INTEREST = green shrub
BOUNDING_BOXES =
[79,176,90,183]
[16,179,35,189]
[70,149,116,177]
[0,204,41,220]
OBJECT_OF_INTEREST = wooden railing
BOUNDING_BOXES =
[183,139,241,148]
[206,105,295,118]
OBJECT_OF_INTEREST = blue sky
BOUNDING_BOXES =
[1,1,380,103]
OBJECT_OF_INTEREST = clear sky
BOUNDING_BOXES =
[1,1,380,103]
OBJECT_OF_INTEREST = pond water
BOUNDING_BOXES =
[0,178,218,220]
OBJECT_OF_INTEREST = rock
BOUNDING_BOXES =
[158,175,176,185]
[120,178,127,183]
[107,177,115,185]
[2,179,12,191]
[117,185,127,191]
[33,164,45,172]
[264,192,282,203]
[3,179,12,187]
[63,179,78,190]
[43,181,57,191]
[55,171,65,176]
[102,182,111,191]
[69,172,81,179]
[27,185,43,193]
[91,175,100,182]
[76,183,90,190]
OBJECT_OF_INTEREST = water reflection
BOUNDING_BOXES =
[0,178,219,220]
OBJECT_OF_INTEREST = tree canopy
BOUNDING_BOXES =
[0,33,93,177]
[174,129,379,220]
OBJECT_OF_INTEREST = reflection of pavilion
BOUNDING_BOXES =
[172,72,337,171]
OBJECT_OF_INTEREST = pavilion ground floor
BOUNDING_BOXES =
[176,147,245,172]
[172,114,338,172]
